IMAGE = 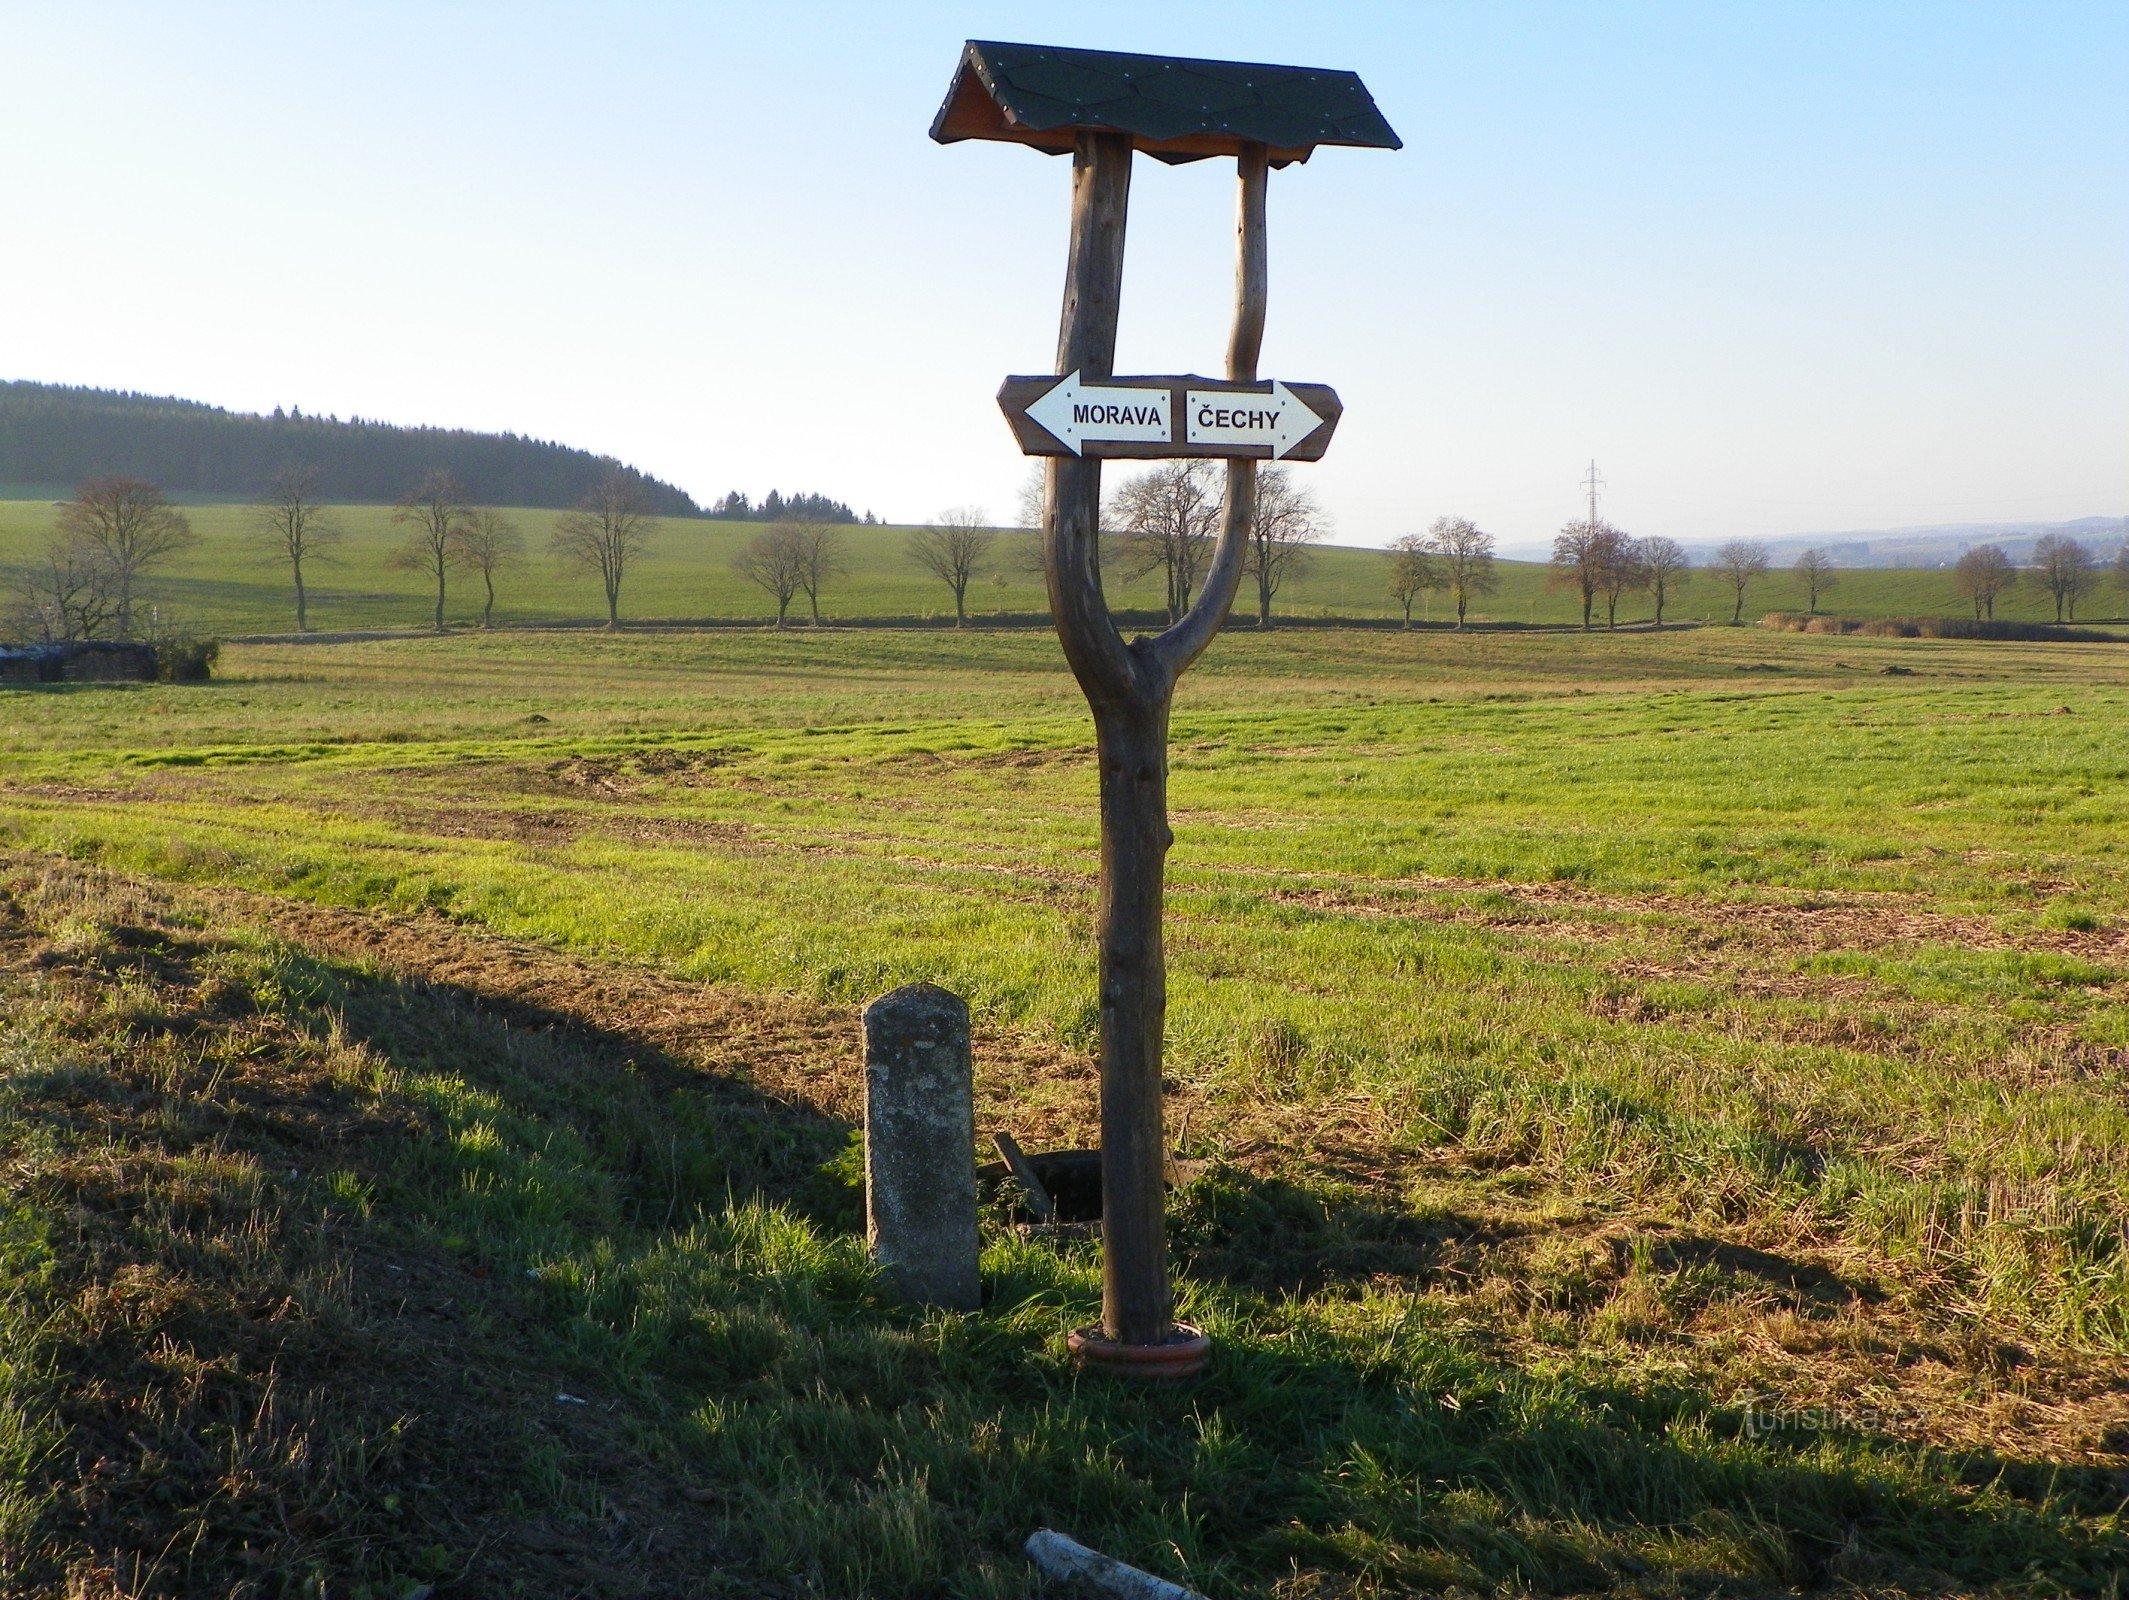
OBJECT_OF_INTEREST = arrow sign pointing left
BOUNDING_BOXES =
[1022,371,1173,455]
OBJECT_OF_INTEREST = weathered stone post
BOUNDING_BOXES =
[862,982,980,1311]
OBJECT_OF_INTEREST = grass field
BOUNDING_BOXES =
[3,624,2128,1597]
[6,492,2123,637]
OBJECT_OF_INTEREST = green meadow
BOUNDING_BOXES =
[3,624,2128,1596]
[5,492,2119,636]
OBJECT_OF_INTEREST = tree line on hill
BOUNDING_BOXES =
[0,381,700,515]
[703,490,875,525]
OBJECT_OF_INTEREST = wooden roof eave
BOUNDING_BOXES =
[929,60,1317,167]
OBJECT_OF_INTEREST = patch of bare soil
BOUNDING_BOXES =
[353,798,582,845]
[183,871,1097,1158]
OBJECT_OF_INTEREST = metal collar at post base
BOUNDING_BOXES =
[1068,1321,1211,1379]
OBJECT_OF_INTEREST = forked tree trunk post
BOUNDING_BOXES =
[1043,133,1269,1348]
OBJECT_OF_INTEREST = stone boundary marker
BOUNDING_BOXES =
[863,982,980,1310]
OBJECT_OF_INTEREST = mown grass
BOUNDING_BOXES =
[5,493,2123,635]
[3,624,2128,1595]
[2,862,2123,1599]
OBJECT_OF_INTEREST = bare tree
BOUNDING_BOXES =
[907,506,996,626]
[389,470,474,632]
[5,536,120,643]
[1244,467,1324,627]
[1425,516,1497,629]
[1550,519,1627,631]
[1109,461,1219,623]
[1640,536,1691,627]
[54,475,196,639]
[1386,533,1438,629]
[1952,544,2018,621]
[552,468,658,628]
[248,465,339,633]
[1792,548,1837,615]
[2031,534,2097,622]
[1708,539,1771,624]
[1597,534,1649,629]
[791,522,845,625]
[733,523,809,628]
[457,509,524,628]
[1015,466,1046,531]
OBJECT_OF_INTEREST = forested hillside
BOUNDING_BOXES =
[0,381,700,514]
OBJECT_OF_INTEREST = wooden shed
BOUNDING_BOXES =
[930,40,1400,168]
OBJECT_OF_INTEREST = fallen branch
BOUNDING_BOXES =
[993,1130,1056,1221]
[1024,1530,1208,1600]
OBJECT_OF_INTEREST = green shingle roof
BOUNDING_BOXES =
[930,41,1400,167]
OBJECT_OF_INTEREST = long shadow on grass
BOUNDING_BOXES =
[38,906,2115,1599]
[0,900,851,1599]
[283,936,2122,1598]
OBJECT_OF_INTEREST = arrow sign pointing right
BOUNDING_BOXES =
[1023,371,1173,456]
[1183,380,1325,459]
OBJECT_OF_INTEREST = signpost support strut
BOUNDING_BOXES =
[1043,131,1269,1352]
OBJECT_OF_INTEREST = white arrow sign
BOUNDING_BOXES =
[1183,380,1324,459]
[1024,371,1173,455]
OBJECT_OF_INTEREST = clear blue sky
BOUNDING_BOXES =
[3,1,2122,549]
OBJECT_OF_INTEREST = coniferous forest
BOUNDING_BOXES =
[0,381,701,514]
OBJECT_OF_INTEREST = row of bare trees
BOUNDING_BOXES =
[1970,534,2121,623]
[727,464,1332,631]
[1545,521,1698,628]
[1385,518,1499,628]
[1101,462,1327,627]
[1697,536,2124,627]
[7,465,663,642]
[261,464,658,632]
[15,470,2125,641]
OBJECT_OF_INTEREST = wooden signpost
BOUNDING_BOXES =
[933,40,1398,1374]
[997,373,1343,462]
